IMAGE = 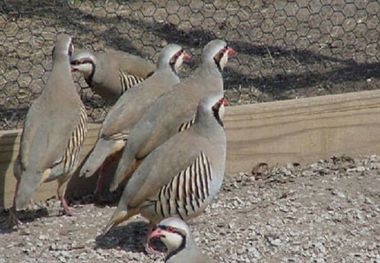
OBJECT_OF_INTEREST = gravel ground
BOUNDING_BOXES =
[1,155,379,263]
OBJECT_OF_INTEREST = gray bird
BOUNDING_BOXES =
[103,92,227,235]
[110,39,235,192]
[78,44,191,194]
[13,34,87,216]
[148,217,215,263]
[70,48,156,103]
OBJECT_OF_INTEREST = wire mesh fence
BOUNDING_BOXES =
[0,0,379,130]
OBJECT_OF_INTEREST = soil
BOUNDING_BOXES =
[1,155,379,263]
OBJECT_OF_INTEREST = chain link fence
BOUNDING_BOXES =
[0,0,379,130]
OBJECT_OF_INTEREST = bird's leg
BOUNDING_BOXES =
[11,181,22,225]
[94,162,107,197]
[57,176,75,216]
[10,208,21,227]
[95,153,122,204]
[0,181,22,230]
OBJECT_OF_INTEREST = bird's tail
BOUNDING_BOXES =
[14,170,42,211]
[79,139,121,178]
[102,206,137,235]
[109,148,137,192]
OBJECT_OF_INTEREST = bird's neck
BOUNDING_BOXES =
[201,59,223,77]
[84,61,96,86]
[47,57,77,96]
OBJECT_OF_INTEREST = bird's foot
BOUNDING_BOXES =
[61,198,78,216]
[0,210,20,231]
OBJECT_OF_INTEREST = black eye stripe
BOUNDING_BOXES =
[71,58,93,65]
[176,49,184,59]
[68,43,73,57]
[160,225,178,233]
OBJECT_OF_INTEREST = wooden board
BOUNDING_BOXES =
[0,125,101,209]
[1,89,380,208]
[225,89,380,172]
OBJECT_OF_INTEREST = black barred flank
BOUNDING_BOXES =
[62,106,88,174]
[154,152,213,219]
[119,71,145,93]
[177,119,195,132]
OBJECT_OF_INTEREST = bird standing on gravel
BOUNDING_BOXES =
[148,217,215,263]
[70,48,156,103]
[103,93,227,238]
[109,39,235,192]
[12,34,87,217]
[77,44,191,197]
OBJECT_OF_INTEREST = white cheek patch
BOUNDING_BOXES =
[174,54,184,72]
[73,63,93,77]
[218,51,229,70]
[219,104,225,120]
[161,231,183,252]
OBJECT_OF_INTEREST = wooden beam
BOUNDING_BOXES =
[224,89,380,172]
[1,89,380,208]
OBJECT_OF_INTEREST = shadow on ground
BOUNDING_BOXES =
[95,220,148,253]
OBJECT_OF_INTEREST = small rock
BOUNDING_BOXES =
[331,190,345,198]
[247,246,261,259]
[356,166,365,172]
[39,234,48,240]
[364,197,373,205]
[270,238,282,246]
[302,170,314,177]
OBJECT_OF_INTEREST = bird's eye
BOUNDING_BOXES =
[166,226,176,233]
[159,225,176,233]
[176,49,184,58]
[170,49,183,65]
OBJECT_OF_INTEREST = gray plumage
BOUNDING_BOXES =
[103,92,227,234]
[78,44,191,180]
[110,39,235,192]
[71,49,156,103]
[148,217,215,263]
[13,34,87,214]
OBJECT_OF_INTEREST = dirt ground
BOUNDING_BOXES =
[0,155,379,263]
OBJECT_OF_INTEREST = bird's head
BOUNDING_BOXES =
[158,43,192,74]
[202,39,236,71]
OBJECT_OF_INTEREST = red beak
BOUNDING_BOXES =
[220,97,229,106]
[227,47,236,57]
[148,228,164,240]
[182,50,192,62]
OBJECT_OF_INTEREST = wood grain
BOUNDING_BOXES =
[225,89,380,172]
[1,89,380,208]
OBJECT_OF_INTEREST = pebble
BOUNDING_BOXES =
[0,155,379,263]
[364,197,373,205]
[331,190,346,198]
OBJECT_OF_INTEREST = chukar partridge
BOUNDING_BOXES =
[13,34,87,216]
[71,49,155,103]
[110,39,235,192]
[103,92,227,235]
[78,44,191,192]
[148,217,215,263]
